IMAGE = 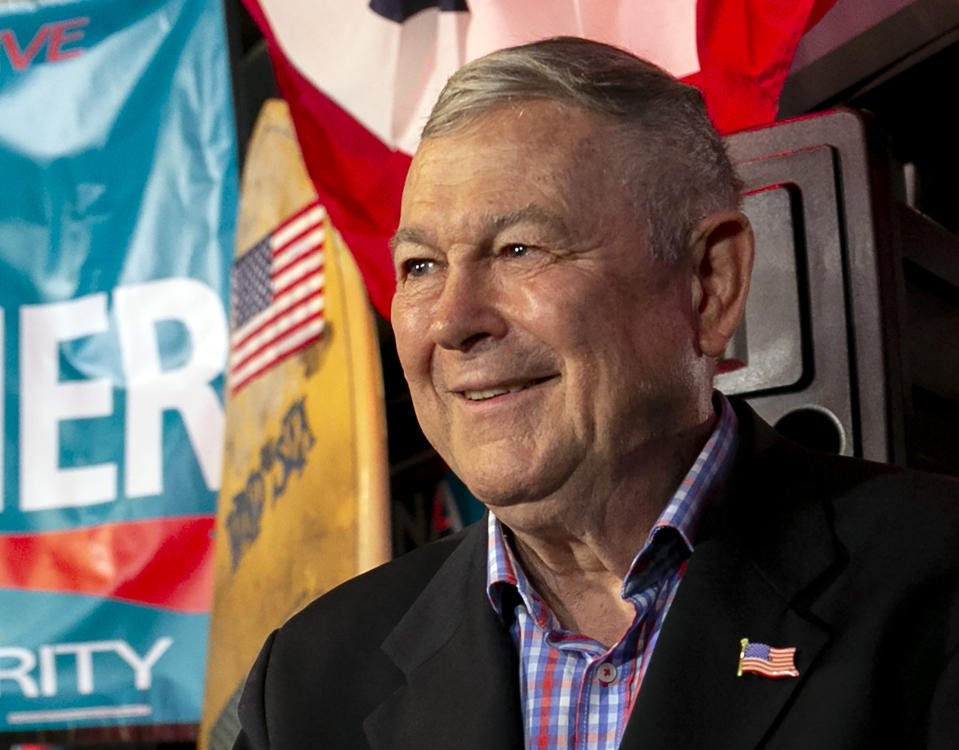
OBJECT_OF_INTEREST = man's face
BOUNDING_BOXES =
[391,102,709,517]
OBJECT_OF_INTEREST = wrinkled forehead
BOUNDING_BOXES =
[400,101,620,211]
[419,99,619,166]
[423,96,589,140]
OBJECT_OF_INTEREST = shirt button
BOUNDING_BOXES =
[597,662,618,685]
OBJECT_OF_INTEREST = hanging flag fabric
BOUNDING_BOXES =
[240,0,838,320]
[693,0,838,132]
[0,0,236,736]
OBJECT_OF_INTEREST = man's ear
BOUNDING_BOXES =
[688,210,754,358]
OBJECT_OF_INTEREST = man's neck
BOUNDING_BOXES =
[495,412,717,646]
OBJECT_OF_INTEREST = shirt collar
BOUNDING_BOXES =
[486,392,739,619]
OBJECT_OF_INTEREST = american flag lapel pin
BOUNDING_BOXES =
[737,638,799,678]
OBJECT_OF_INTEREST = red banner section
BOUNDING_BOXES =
[0,516,214,613]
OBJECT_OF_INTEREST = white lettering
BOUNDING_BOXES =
[19,295,116,510]
[0,647,39,697]
[114,279,226,496]
[38,644,56,696]
[0,638,174,698]
[113,637,172,689]
[42,641,105,695]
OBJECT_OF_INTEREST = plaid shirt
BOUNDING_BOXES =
[486,395,738,750]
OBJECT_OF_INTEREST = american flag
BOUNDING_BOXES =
[738,639,799,678]
[229,201,326,394]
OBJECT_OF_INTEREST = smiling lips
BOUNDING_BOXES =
[459,376,555,401]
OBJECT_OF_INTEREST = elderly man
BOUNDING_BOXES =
[234,38,959,749]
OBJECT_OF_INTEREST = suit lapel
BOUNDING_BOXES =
[622,405,842,749]
[621,539,831,749]
[363,523,524,750]
[365,402,848,749]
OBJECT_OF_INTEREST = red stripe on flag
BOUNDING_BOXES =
[271,263,324,300]
[0,516,214,613]
[230,334,324,394]
[230,292,325,378]
[231,279,324,353]
[272,233,323,279]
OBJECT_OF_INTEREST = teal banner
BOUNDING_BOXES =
[0,0,236,733]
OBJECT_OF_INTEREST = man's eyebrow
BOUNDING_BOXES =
[390,205,569,255]
[389,227,431,255]
[487,205,568,236]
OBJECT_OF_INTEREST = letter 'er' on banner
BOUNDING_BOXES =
[199,100,390,750]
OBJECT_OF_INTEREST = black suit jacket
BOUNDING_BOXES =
[234,402,959,748]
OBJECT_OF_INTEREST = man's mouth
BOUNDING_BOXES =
[460,377,553,401]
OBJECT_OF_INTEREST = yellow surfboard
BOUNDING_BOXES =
[200,100,390,750]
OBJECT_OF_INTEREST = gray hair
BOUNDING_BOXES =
[422,37,742,262]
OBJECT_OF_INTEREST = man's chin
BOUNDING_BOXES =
[465,477,575,527]
[458,475,551,512]
[442,438,580,513]
[461,481,534,510]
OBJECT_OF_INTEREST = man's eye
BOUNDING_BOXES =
[403,259,435,278]
[504,244,529,258]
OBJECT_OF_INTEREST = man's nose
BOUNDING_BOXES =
[429,264,507,352]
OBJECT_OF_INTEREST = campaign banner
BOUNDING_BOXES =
[0,0,236,735]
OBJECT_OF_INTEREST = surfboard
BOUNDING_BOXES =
[200,99,390,750]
